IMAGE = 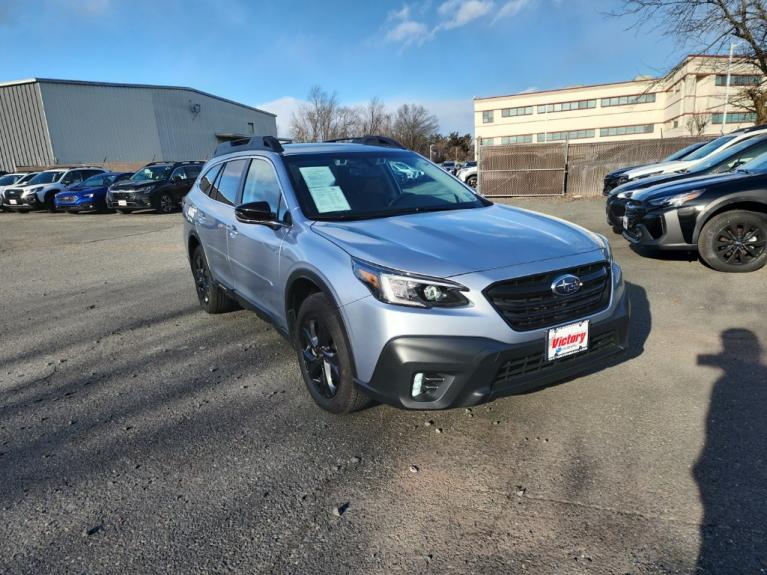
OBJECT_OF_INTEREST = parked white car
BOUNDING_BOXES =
[3,167,105,211]
[456,161,478,188]
[0,172,36,209]
[620,125,767,183]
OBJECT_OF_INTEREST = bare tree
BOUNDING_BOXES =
[616,0,767,123]
[356,97,391,135]
[390,104,439,154]
[290,86,363,142]
[687,113,711,135]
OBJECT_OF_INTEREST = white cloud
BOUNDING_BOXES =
[437,0,494,30]
[257,96,306,137]
[493,0,529,23]
[384,4,430,48]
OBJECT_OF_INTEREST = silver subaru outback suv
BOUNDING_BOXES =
[183,136,630,414]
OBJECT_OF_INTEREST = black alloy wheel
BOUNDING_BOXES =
[158,192,175,214]
[699,210,767,273]
[299,317,340,399]
[193,248,212,306]
[467,174,477,188]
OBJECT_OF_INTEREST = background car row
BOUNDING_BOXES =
[0,161,203,214]
[603,124,767,273]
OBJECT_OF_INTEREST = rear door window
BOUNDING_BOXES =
[200,164,223,195]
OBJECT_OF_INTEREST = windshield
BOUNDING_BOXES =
[28,171,64,185]
[283,151,489,221]
[683,135,738,161]
[17,173,37,185]
[738,150,767,172]
[0,174,20,185]
[80,174,107,187]
[689,138,767,173]
[664,141,707,162]
[130,165,172,182]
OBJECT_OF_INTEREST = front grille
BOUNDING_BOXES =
[109,192,131,200]
[493,330,618,386]
[484,261,611,332]
[4,189,22,200]
[57,195,76,203]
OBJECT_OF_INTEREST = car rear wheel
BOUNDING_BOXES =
[466,174,477,188]
[294,293,369,414]
[190,245,238,314]
[698,210,767,273]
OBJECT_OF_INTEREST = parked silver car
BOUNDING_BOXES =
[183,136,630,414]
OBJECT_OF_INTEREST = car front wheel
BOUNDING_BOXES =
[698,210,767,273]
[466,174,477,188]
[294,293,368,414]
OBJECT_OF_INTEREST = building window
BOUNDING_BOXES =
[480,137,494,146]
[501,135,533,144]
[501,106,533,118]
[712,112,758,124]
[600,93,656,107]
[482,110,494,123]
[599,124,655,137]
[715,75,762,87]
[248,122,255,134]
[536,129,595,142]
[673,120,679,128]
[537,99,597,114]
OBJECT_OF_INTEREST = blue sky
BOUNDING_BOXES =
[0,0,692,135]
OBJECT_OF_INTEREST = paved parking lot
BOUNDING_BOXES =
[1,200,765,574]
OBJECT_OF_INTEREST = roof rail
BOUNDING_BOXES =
[323,135,406,149]
[741,123,767,133]
[213,136,284,157]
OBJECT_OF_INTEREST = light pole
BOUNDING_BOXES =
[721,41,738,133]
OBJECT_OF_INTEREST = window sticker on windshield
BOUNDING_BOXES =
[299,166,337,189]
[308,186,351,213]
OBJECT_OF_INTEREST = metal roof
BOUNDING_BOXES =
[0,77,276,117]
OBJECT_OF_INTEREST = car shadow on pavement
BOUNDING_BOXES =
[694,328,767,573]
[629,244,698,262]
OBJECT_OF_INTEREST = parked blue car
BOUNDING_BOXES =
[55,172,133,212]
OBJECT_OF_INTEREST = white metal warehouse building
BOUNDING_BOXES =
[0,78,277,171]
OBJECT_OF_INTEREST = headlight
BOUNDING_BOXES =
[592,233,613,262]
[352,259,470,308]
[615,191,633,199]
[23,187,42,196]
[84,193,94,198]
[617,175,629,185]
[648,189,704,208]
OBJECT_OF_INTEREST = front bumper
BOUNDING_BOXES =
[622,204,697,250]
[55,194,102,211]
[355,288,630,410]
[107,191,153,209]
[4,195,39,210]
[605,196,629,229]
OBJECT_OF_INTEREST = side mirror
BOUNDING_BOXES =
[235,201,279,225]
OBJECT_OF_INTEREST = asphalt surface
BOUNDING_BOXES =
[1,201,765,575]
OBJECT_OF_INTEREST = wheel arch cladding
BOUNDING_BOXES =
[188,233,201,259]
[695,198,767,243]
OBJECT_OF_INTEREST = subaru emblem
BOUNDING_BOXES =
[551,274,583,296]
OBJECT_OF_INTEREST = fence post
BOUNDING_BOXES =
[562,141,569,196]
[476,137,482,196]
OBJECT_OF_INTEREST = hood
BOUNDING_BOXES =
[623,160,696,180]
[606,163,650,178]
[64,184,104,195]
[633,171,757,202]
[311,204,604,278]
[110,179,163,190]
[610,170,697,195]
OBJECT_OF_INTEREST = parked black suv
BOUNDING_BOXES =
[107,161,203,213]
[621,153,767,272]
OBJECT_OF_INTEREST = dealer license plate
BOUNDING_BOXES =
[9,199,17,204]
[547,320,589,361]
[118,200,127,206]
[622,215,629,229]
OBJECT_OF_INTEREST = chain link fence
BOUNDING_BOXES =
[478,137,707,197]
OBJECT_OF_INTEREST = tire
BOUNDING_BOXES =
[156,192,175,214]
[698,210,767,273]
[466,175,477,188]
[116,209,133,214]
[294,292,369,414]
[611,224,623,234]
[190,245,238,314]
